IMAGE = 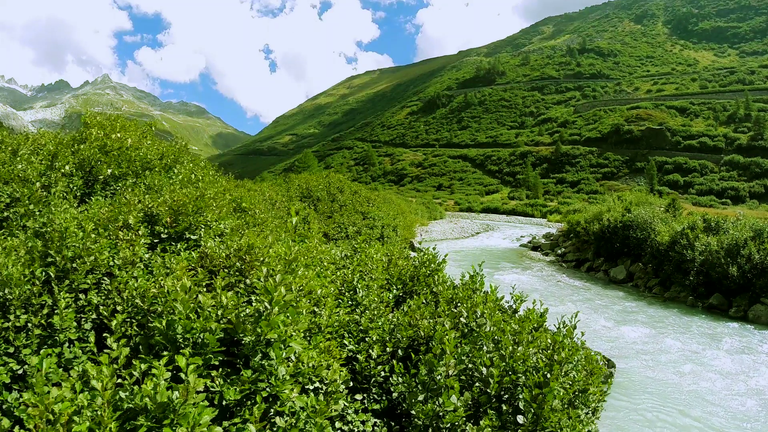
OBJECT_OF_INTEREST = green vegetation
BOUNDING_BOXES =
[210,0,768,219]
[0,114,613,430]
[562,192,768,306]
[0,75,250,157]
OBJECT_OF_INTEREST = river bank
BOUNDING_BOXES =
[416,212,560,242]
[522,227,768,327]
[424,216,768,431]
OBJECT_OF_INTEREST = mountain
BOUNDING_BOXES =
[212,0,768,214]
[0,74,250,156]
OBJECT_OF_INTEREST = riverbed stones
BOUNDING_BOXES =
[564,252,581,262]
[530,239,543,252]
[652,286,667,296]
[596,271,609,281]
[609,265,630,283]
[761,298,768,306]
[728,294,750,319]
[601,262,613,272]
[581,262,593,273]
[664,285,690,302]
[687,297,697,307]
[629,262,644,275]
[647,279,661,289]
[705,293,730,312]
[747,304,768,325]
[622,259,632,271]
[541,241,557,251]
[594,258,605,269]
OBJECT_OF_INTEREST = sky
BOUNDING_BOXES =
[0,0,609,135]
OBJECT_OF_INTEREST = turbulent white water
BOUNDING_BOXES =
[421,216,768,432]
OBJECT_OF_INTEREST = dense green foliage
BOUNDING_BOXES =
[0,114,612,430]
[211,0,768,217]
[563,192,768,302]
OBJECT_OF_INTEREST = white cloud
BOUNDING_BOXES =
[121,0,393,122]
[412,1,527,61]
[122,33,155,43]
[0,0,162,93]
[134,44,207,83]
[411,0,609,61]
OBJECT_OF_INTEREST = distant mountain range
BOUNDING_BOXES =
[0,74,250,156]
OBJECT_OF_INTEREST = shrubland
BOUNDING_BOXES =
[562,192,768,304]
[0,114,613,431]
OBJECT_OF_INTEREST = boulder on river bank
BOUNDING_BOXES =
[521,230,768,327]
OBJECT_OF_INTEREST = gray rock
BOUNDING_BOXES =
[541,241,557,251]
[596,271,610,281]
[647,279,661,289]
[686,297,697,307]
[566,262,577,269]
[581,262,593,273]
[564,252,582,262]
[664,285,690,302]
[623,259,632,271]
[705,293,730,312]
[609,265,630,283]
[530,239,543,252]
[520,243,532,249]
[601,354,617,385]
[652,286,667,296]
[761,298,768,306]
[594,258,605,269]
[543,232,554,241]
[629,262,644,275]
[601,263,614,272]
[729,307,747,319]
[747,304,768,326]
[541,250,552,257]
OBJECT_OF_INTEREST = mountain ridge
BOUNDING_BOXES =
[0,73,250,156]
[211,0,768,214]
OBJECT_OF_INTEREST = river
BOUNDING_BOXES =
[419,215,768,432]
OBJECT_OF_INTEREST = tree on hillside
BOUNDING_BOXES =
[744,91,754,114]
[726,99,743,124]
[363,144,379,170]
[529,171,544,200]
[750,113,767,142]
[293,149,319,173]
[555,140,564,157]
[566,45,579,59]
[645,159,658,194]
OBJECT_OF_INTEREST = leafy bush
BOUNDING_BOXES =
[0,114,612,431]
[564,192,768,301]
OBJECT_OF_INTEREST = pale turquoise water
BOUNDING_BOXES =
[424,219,768,432]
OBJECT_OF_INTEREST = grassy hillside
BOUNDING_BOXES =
[213,0,768,214]
[0,114,613,430]
[0,75,250,157]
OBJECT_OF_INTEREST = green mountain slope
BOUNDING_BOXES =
[213,0,768,213]
[0,74,250,156]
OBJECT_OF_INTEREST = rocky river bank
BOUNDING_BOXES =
[522,228,768,327]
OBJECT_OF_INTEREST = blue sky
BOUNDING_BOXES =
[113,1,425,135]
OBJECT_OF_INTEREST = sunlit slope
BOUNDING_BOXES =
[0,74,250,156]
[215,0,768,178]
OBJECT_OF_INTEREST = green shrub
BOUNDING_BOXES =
[0,114,611,431]
[565,192,768,301]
